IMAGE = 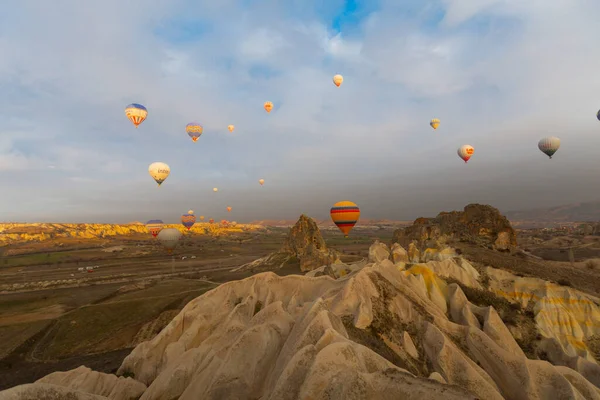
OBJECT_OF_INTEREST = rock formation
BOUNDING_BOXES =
[393,203,517,252]
[234,214,340,273]
[0,222,261,245]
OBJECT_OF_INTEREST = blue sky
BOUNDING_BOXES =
[1,0,600,223]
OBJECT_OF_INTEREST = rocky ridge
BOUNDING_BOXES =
[393,203,518,252]
[0,223,261,245]
[4,238,600,399]
[234,214,340,273]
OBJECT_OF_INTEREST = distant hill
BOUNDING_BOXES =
[505,201,600,227]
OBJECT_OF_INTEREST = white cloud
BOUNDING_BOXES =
[1,0,600,221]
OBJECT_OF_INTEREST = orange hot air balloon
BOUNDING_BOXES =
[333,74,343,87]
[330,201,360,238]
[199,215,205,221]
[259,179,264,186]
[264,101,273,113]
[209,218,214,224]
[228,125,235,132]
[226,206,232,212]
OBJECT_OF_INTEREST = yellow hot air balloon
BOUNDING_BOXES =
[124,103,148,128]
[148,162,170,186]
[430,118,440,130]
[264,101,273,113]
[259,179,264,186]
[213,187,218,192]
[228,125,235,132]
[333,74,343,87]
[199,215,205,221]
[330,201,360,238]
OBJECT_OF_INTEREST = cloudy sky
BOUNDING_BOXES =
[1,0,599,223]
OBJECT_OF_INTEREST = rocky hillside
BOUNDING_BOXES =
[4,236,600,399]
[234,214,340,273]
[393,204,517,252]
[0,222,262,244]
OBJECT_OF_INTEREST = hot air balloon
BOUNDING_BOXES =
[157,228,182,254]
[264,101,273,113]
[333,74,343,87]
[259,179,264,186]
[209,218,214,224]
[186,123,203,142]
[430,118,440,130]
[457,145,474,163]
[148,162,170,186]
[330,201,360,238]
[227,206,232,212]
[538,137,561,159]
[199,215,205,221]
[228,125,235,132]
[181,210,196,230]
[124,103,147,128]
[146,219,164,237]
[213,188,218,192]
[597,110,600,121]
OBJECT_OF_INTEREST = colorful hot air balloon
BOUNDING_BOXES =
[199,215,205,221]
[146,219,164,237]
[157,228,182,254]
[186,122,203,142]
[209,218,214,224]
[333,74,343,87]
[259,179,264,186]
[228,125,235,132]
[124,103,148,128]
[538,137,561,159]
[148,162,170,186]
[430,118,440,130]
[213,188,218,192]
[181,210,196,230]
[226,206,232,212]
[330,201,360,238]
[457,145,474,163]
[264,101,273,113]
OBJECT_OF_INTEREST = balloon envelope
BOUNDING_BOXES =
[227,206,232,212]
[125,103,147,128]
[430,119,440,129]
[228,125,235,132]
[157,228,182,252]
[538,137,561,159]
[213,188,218,192]
[186,123,203,142]
[597,110,600,121]
[333,74,343,87]
[457,145,474,163]
[199,215,205,221]
[259,179,264,185]
[181,213,196,230]
[148,162,170,186]
[146,219,164,237]
[330,201,360,237]
[264,101,273,113]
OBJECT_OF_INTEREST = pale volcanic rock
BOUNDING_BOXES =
[0,383,108,399]
[407,242,421,263]
[34,366,146,400]
[368,240,391,263]
[390,242,409,264]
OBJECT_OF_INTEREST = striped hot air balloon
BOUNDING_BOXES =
[430,118,440,130]
[186,122,203,142]
[538,136,561,159]
[146,219,164,237]
[181,210,196,230]
[125,103,147,128]
[330,201,360,238]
